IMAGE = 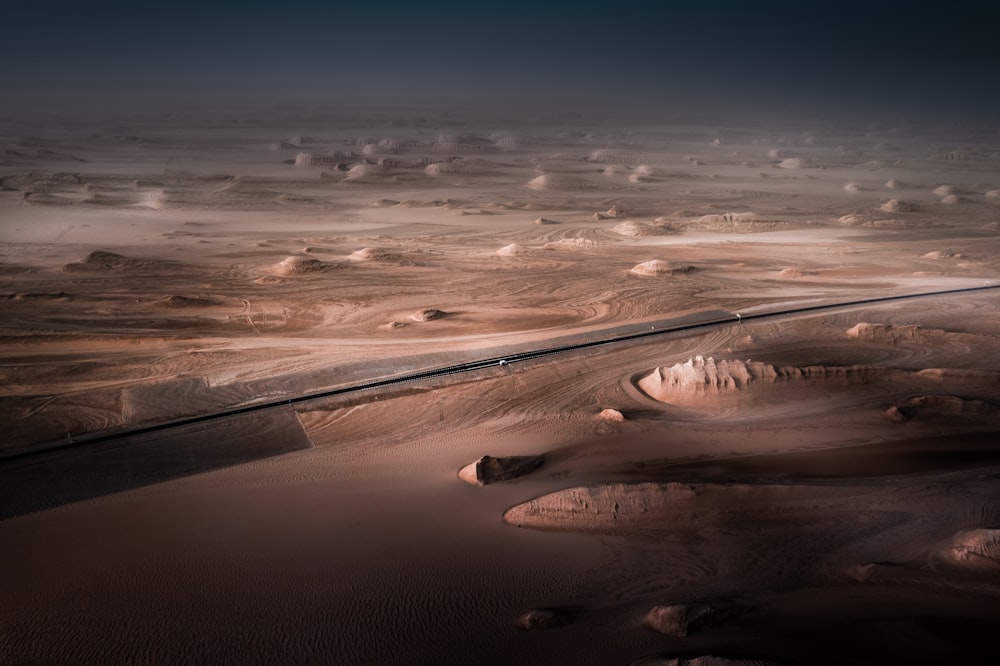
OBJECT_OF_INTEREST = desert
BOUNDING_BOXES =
[2,101,1000,665]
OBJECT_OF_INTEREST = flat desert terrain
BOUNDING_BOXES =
[3,109,1000,664]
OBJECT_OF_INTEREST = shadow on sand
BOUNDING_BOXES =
[0,410,312,520]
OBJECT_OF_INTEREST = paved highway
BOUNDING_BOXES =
[3,283,998,463]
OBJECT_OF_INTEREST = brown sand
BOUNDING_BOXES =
[2,110,1000,665]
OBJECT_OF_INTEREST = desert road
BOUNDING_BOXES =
[4,282,999,461]
[2,283,997,520]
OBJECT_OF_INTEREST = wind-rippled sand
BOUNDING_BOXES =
[3,109,1000,664]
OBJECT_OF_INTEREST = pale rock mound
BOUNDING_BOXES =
[162,295,219,308]
[458,455,545,486]
[692,212,787,233]
[921,250,962,259]
[614,220,676,237]
[933,185,956,197]
[598,408,625,423]
[940,194,961,205]
[987,189,1000,199]
[545,237,598,249]
[270,256,325,276]
[516,609,562,630]
[294,151,347,167]
[846,322,920,342]
[496,243,528,257]
[494,136,522,151]
[525,174,591,191]
[638,356,883,405]
[843,182,861,192]
[843,322,984,347]
[699,211,758,225]
[612,220,652,237]
[838,214,866,225]
[348,247,395,262]
[629,260,694,276]
[646,602,732,637]
[879,199,916,213]
[63,251,154,272]
[776,157,806,169]
[140,190,168,210]
[635,657,778,666]
[629,165,662,182]
[640,356,777,398]
[411,308,446,322]
[778,268,813,278]
[534,216,558,225]
[424,162,466,176]
[344,164,379,181]
[939,528,1000,572]
[885,395,998,422]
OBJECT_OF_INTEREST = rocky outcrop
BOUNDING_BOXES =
[885,395,998,422]
[410,308,447,322]
[646,601,733,637]
[939,528,1000,572]
[516,608,563,630]
[638,356,886,405]
[629,260,694,277]
[458,455,545,486]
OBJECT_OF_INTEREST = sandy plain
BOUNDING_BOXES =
[2,108,1000,664]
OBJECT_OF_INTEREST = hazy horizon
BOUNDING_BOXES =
[4,0,999,123]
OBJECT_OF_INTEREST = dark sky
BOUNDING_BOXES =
[3,0,999,119]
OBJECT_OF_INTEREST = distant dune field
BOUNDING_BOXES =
[2,108,1000,665]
